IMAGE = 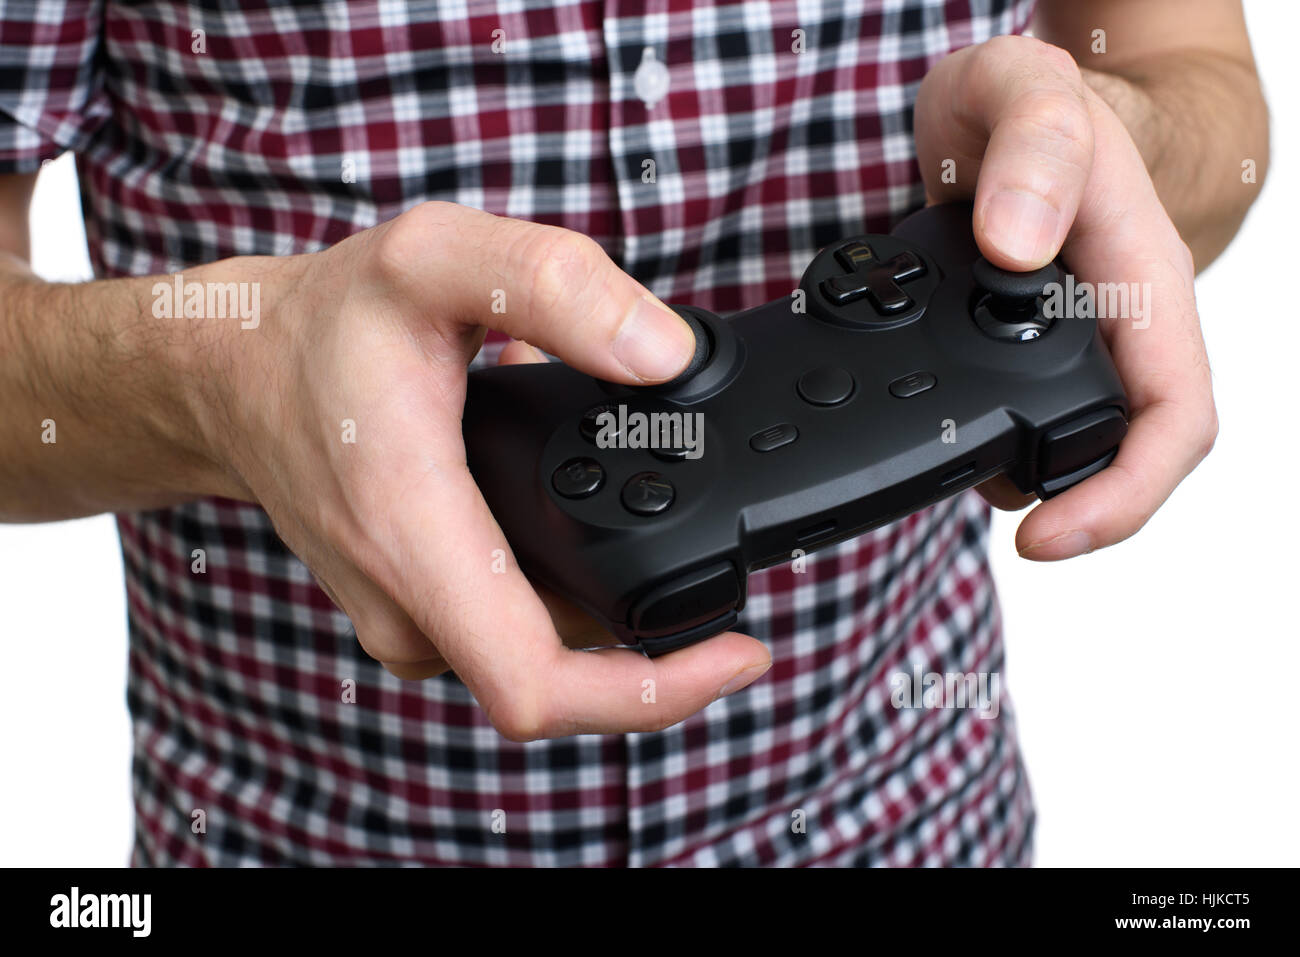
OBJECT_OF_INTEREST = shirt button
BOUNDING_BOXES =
[634,46,670,108]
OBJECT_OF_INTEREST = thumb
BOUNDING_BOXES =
[914,36,1095,270]
[389,203,696,384]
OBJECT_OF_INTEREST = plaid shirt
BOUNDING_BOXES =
[2,0,1037,866]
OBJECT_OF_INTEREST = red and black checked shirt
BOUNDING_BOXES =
[2,0,1037,865]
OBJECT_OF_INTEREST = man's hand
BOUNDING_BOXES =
[914,35,1220,560]
[184,204,770,738]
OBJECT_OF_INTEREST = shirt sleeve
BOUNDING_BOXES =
[0,0,107,173]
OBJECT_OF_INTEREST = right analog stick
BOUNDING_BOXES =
[971,258,1060,342]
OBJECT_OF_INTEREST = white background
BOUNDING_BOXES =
[1,1,1296,867]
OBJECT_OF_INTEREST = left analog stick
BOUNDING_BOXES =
[669,308,713,385]
[626,305,742,403]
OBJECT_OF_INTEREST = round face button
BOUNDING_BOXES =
[552,457,605,499]
[621,471,675,515]
[650,445,691,462]
[797,366,855,406]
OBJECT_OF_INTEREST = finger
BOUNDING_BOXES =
[497,338,550,366]
[380,464,771,741]
[383,658,449,681]
[331,562,445,666]
[1016,394,1214,560]
[975,474,1036,512]
[915,35,1095,269]
[533,583,620,650]
[377,204,697,384]
[263,498,443,667]
[383,587,614,678]
[1012,87,1215,559]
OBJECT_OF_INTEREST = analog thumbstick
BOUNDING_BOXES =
[971,258,1060,342]
[623,305,743,403]
[670,307,713,384]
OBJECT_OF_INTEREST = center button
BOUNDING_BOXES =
[797,366,855,406]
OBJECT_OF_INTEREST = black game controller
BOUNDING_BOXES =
[463,203,1128,656]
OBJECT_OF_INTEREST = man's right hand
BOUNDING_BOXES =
[190,202,771,739]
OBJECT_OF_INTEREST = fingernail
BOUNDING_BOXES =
[718,660,772,699]
[526,343,551,362]
[1019,530,1093,560]
[613,298,695,382]
[983,190,1061,266]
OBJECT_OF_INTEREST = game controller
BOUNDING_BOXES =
[463,203,1128,656]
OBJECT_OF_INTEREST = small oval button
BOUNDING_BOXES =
[888,371,937,398]
[749,423,799,452]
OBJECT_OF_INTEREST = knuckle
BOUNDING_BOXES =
[1034,38,1083,81]
[519,227,603,318]
[980,35,1081,82]
[368,222,419,287]
[978,34,1032,65]
[485,693,553,742]
[368,201,459,284]
[1007,91,1094,164]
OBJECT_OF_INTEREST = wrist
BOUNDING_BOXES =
[180,252,320,504]
[1080,55,1268,269]
[141,256,291,503]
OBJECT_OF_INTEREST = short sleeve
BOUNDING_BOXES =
[0,0,107,173]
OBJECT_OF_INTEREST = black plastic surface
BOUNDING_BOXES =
[462,202,1129,655]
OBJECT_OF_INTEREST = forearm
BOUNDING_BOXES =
[1079,51,1268,270]
[0,255,243,521]
[1034,0,1268,271]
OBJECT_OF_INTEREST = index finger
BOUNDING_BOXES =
[382,464,771,740]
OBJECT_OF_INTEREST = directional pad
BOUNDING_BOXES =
[820,241,927,315]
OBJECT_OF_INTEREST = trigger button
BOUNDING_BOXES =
[1039,407,1127,479]
[1036,449,1117,499]
[629,562,740,638]
[636,611,740,657]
